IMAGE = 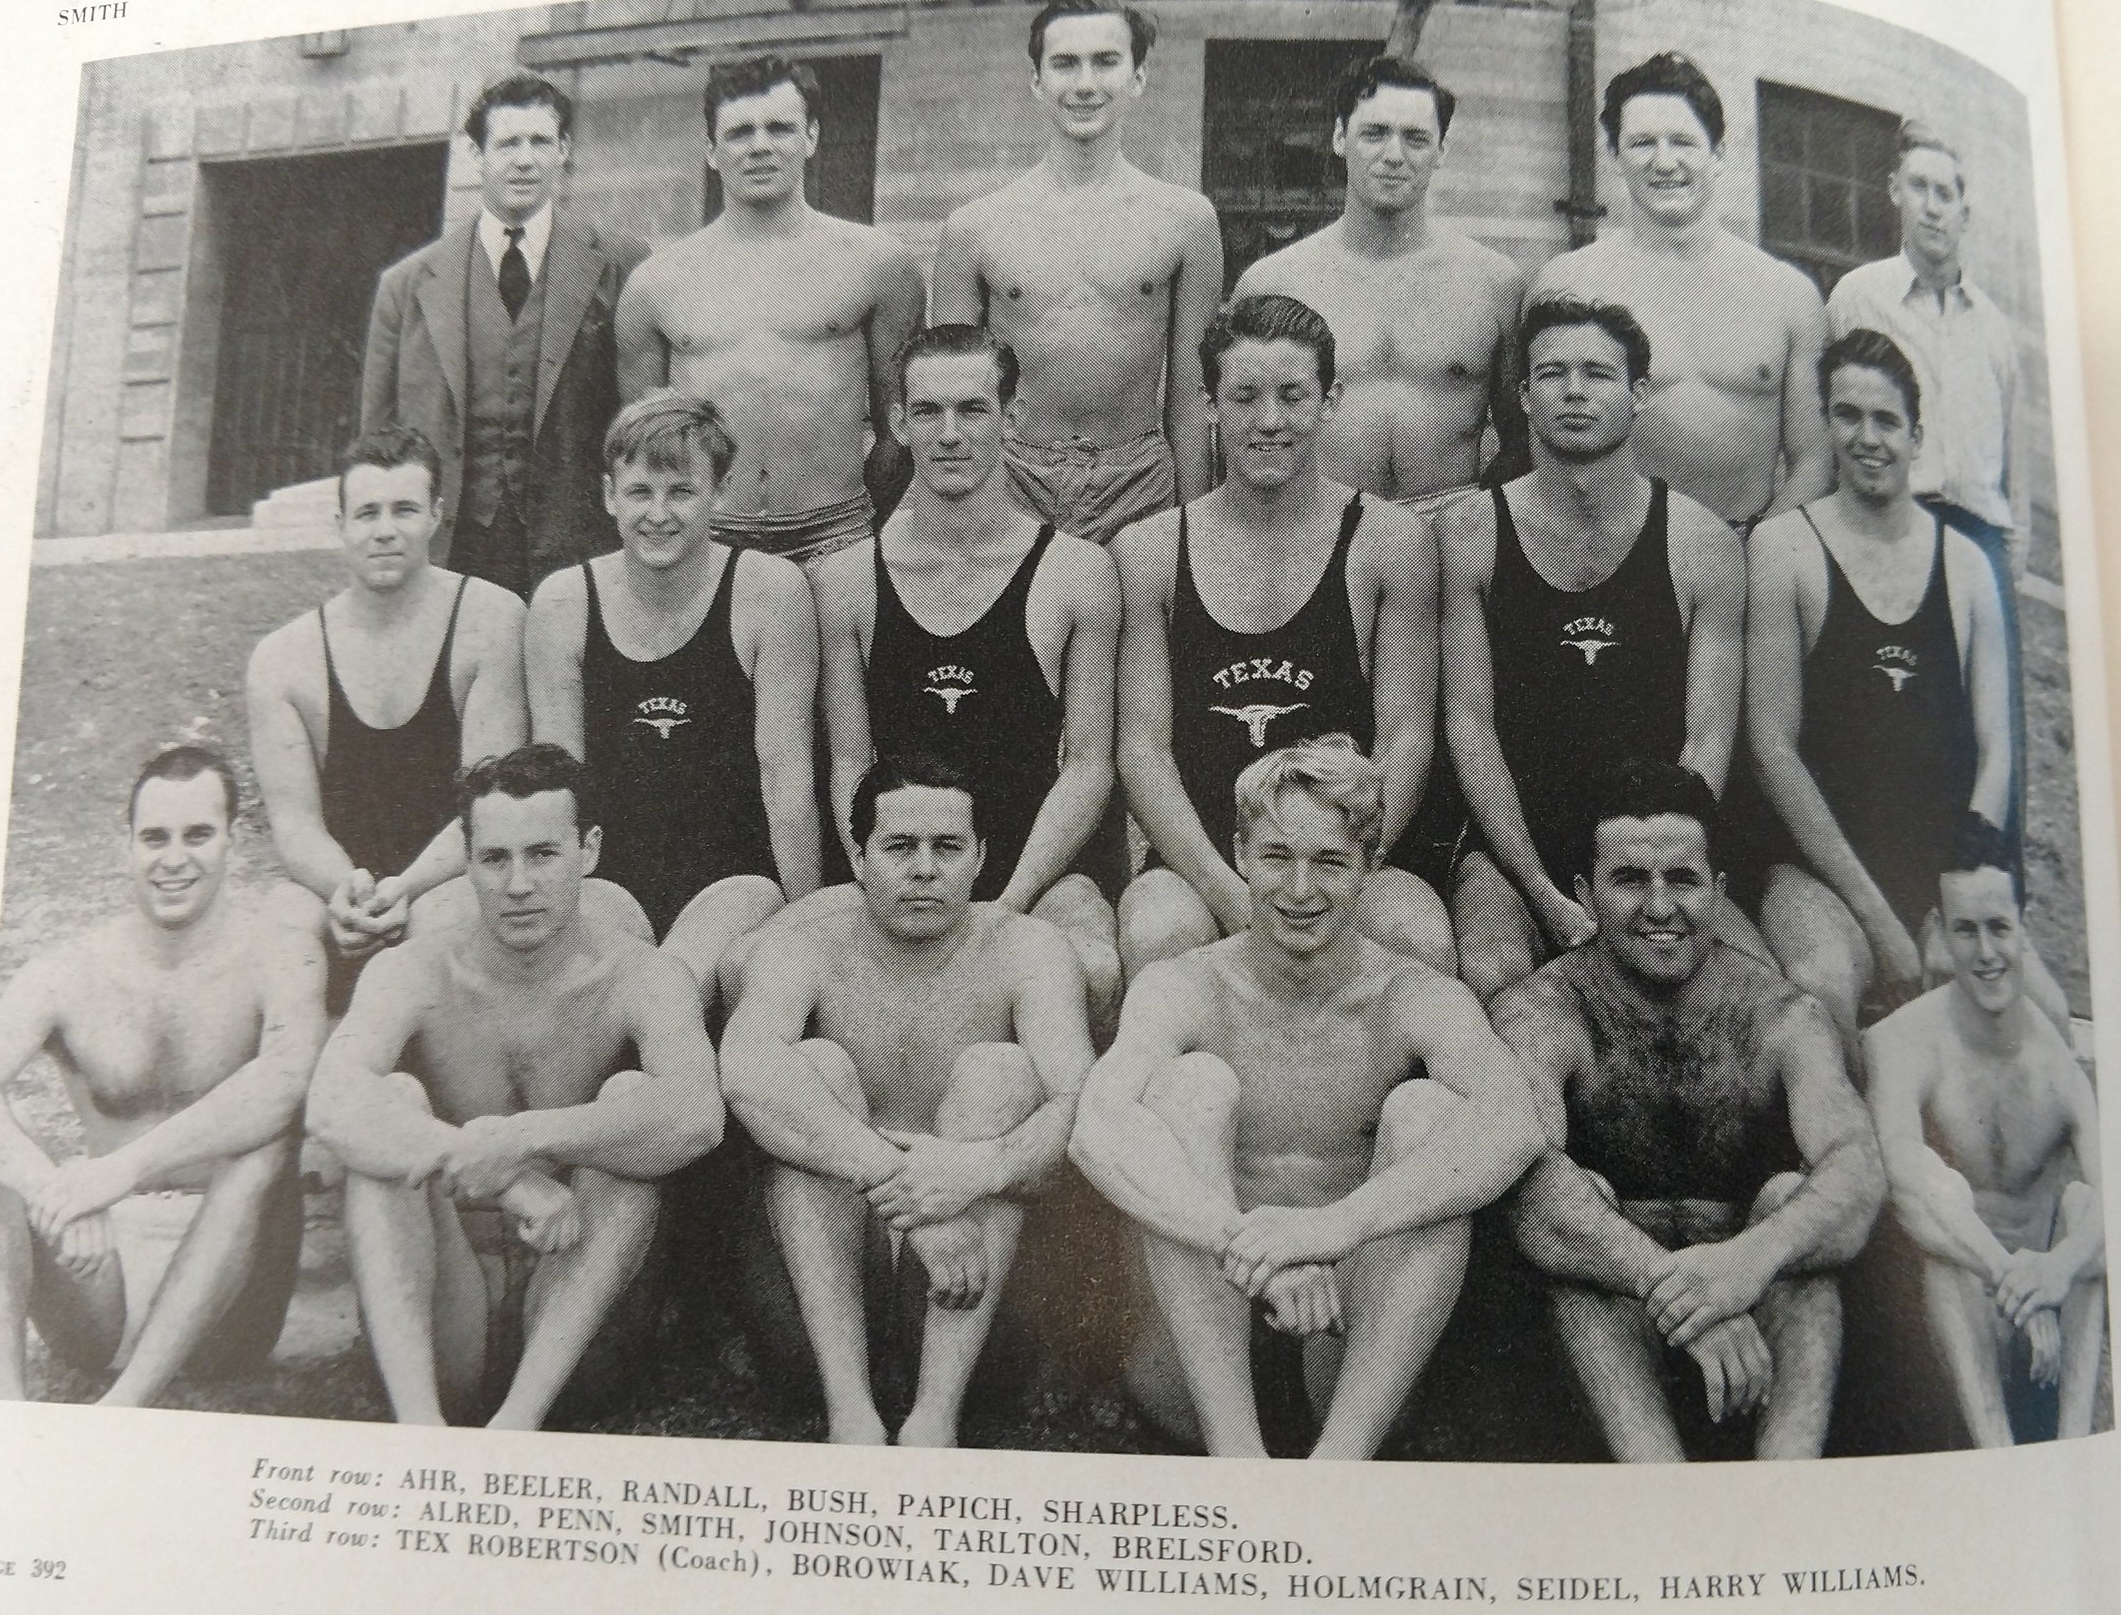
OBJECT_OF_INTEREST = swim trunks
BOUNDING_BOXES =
[1004,428,1177,547]
[713,491,875,570]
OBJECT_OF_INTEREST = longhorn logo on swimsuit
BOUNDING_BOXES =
[1561,616,1619,666]
[925,664,976,715]
[633,694,692,738]
[1213,702,1309,748]
[1874,645,1918,693]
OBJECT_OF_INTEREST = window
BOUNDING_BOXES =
[1756,82,1901,296]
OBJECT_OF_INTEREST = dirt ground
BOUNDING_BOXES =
[0,548,2101,1453]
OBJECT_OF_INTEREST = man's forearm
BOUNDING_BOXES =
[1451,723,1550,900]
[1513,1152,1672,1296]
[1888,1147,2011,1281]
[762,759,822,901]
[984,1094,1077,1199]
[725,1042,901,1188]
[275,819,357,899]
[1334,1094,1540,1247]
[1731,1138,1883,1278]
[310,1073,457,1183]
[1071,1099,1235,1255]
[109,1064,305,1188]
[1120,748,1245,925]
[511,1081,721,1182]
[394,821,469,902]
[998,764,1110,912]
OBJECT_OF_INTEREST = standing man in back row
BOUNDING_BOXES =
[932,0,1223,545]
[363,71,647,595]
[617,55,926,567]
[1236,53,1526,510]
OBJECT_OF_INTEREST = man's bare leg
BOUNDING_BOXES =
[0,1187,30,1397]
[1451,853,1541,1005]
[1921,1258,2013,1447]
[340,1073,492,1425]
[1546,1170,1686,1461]
[1117,870,1220,984]
[1312,1081,1472,1459]
[101,1137,296,1408]
[1133,1052,1265,1457]
[1032,874,1123,1045]
[663,875,788,1022]
[1358,868,1458,977]
[763,1039,889,1445]
[2054,1180,2105,1439]
[1761,865,1871,1073]
[897,1043,1043,1448]
[1746,1173,1840,1459]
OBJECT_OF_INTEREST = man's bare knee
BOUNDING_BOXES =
[937,1044,1042,1142]
[1375,1079,1458,1165]
[1747,1171,1807,1228]
[1037,873,1115,937]
[585,878,655,943]
[1119,873,1216,974]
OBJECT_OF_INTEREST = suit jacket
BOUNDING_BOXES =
[360,208,649,587]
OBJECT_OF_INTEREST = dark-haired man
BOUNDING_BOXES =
[1529,53,1831,532]
[1502,761,1882,1461]
[1074,739,1540,1459]
[1866,825,2103,1446]
[528,391,819,1003]
[1235,54,1526,506]
[363,71,647,594]
[720,754,1094,1447]
[1439,296,1746,1000]
[617,56,924,566]
[0,748,325,1407]
[933,0,1222,543]
[810,325,1121,1019]
[309,745,722,1430]
[1114,293,1454,979]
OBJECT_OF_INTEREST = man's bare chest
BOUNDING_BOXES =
[59,971,263,1119]
[414,979,632,1120]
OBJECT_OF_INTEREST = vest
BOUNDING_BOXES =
[461,243,546,527]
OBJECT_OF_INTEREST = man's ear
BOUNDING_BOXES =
[580,823,602,877]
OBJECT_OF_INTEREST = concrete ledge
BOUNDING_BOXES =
[32,528,338,566]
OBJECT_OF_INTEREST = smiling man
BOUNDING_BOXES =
[932,0,1222,542]
[1501,760,1883,1462]
[1072,736,1540,1459]
[719,753,1095,1447]
[1438,296,1745,1001]
[1865,819,2104,1446]
[1113,293,1454,979]
[0,747,324,1408]
[1235,54,1526,507]
[1528,53,1831,533]
[616,56,924,566]
[309,744,722,1430]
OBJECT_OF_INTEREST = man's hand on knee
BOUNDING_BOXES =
[1259,1264,1341,1337]
[52,1208,116,1281]
[907,1216,989,1310]
[1995,1247,2072,1329]
[501,1173,580,1255]
[1684,1314,1773,1424]
[29,1154,140,1239]
[441,1115,541,1203]
[1221,1205,1357,1297]
[1647,1241,1775,1347]
[870,1131,1001,1230]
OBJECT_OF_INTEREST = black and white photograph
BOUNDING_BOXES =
[1,0,2111,1532]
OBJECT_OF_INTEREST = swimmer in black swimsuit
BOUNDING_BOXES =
[1499,760,1882,1461]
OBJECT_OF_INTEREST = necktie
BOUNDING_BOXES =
[499,226,530,322]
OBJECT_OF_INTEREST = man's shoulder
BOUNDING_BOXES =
[1722,233,1824,309]
[1528,238,1612,296]
[1863,982,1951,1059]
[1826,253,1901,309]
[1718,949,1830,1041]
[1126,167,1217,221]
[1109,503,1181,567]
[378,220,472,286]
[1235,230,1326,291]
[558,211,649,272]
[248,606,328,689]
[1042,529,1122,596]
[1430,224,1525,283]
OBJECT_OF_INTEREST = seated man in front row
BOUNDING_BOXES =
[1501,761,1883,1461]
[0,747,324,1406]
[720,753,1094,1448]
[1072,736,1542,1460]
[1866,819,2104,1446]
[309,744,722,1430]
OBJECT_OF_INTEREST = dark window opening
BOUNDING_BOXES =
[1756,81,1901,297]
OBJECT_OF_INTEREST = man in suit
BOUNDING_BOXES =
[362,70,648,597]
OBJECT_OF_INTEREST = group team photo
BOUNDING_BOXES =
[1,0,2105,1464]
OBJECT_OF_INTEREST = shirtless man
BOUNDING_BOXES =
[1748,328,2058,1050]
[1528,52,1832,533]
[720,753,1094,1447]
[527,391,819,1003]
[1072,737,1541,1459]
[616,55,925,566]
[247,427,533,978]
[308,745,722,1429]
[1440,296,1746,1001]
[931,0,1222,543]
[1235,53,1526,507]
[0,748,324,1406]
[1115,294,1454,980]
[811,325,1122,1019]
[1502,760,1883,1461]
[1866,822,2103,1445]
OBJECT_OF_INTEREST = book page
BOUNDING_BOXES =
[0,0,2114,1609]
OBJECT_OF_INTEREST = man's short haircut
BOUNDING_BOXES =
[337,425,443,511]
[1599,52,1724,151]
[1200,294,1337,398]
[1332,53,1457,140]
[1895,118,1965,189]
[1820,327,1922,431]
[457,743,594,842]
[1028,0,1156,67]
[1942,813,2022,909]
[1576,758,1722,881]
[849,752,987,849]
[1519,295,1653,388]
[704,54,823,133]
[465,70,574,147]
[1233,735,1384,864]
[895,324,1021,410]
[602,390,740,483]
[129,744,239,828]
